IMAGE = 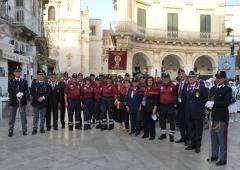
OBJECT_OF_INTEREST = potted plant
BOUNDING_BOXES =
[226,27,234,36]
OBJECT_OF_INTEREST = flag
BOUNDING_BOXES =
[218,55,236,78]
[108,50,127,70]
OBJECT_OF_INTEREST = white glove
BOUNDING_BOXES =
[205,101,214,109]
[16,92,23,98]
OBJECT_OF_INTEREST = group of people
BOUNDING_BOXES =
[7,65,233,166]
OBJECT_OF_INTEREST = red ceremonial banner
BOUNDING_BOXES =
[108,50,127,70]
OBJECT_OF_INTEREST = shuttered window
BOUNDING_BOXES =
[137,8,146,28]
[200,15,211,33]
[168,13,178,31]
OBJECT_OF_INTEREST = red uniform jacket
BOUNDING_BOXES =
[94,85,103,100]
[81,85,94,100]
[64,82,81,100]
[102,84,116,97]
[159,82,177,105]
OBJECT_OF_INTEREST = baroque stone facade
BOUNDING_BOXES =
[111,0,232,78]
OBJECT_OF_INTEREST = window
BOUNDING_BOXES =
[90,25,96,36]
[200,15,211,38]
[137,8,146,28]
[16,0,24,7]
[48,6,55,21]
[167,13,178,38]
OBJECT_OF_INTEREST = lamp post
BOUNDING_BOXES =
[230,38,235,56]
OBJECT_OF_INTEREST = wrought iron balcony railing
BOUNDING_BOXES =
[111,21,224,42]
[11,7,39,35]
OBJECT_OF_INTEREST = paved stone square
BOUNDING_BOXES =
[0,116,240,170]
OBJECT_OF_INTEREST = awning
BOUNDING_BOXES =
[0,49,31,64]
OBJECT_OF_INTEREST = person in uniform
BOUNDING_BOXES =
[101,76,116,130]
[206,71,232,166]
[176,68,190,145]
[183,71,208,153]
[94,76,103,129]
[31,70,51,135]
[64,73,82,131]
[126,78,143,136]
[142,76,159,140]
[8,65,28,137]
[59,72,69,128]
[81,77,94,130]
[78,73,84,86]
[158,72,177,142]
[46,72,61,131]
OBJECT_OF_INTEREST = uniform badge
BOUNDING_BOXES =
[196,92,199,98]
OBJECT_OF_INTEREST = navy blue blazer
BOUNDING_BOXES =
[125,87,143,113]
[8,78,28,106]
[183,83,208,119]
[210,85,232,122]
[30,81,51,108]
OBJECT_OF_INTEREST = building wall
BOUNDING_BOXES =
[89,19,102,74]
[102,30,114,74]
[44,0,90,75]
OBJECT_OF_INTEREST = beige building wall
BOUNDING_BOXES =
[89,19,103,75]
[44,0,90,75]
[112,0,230,78]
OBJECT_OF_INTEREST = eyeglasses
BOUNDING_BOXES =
[189,76,196,78]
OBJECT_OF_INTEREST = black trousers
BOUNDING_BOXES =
[60,100,66,126]
[177,102,189,141]
[101,97,114,126]
[46,101,58,129]
[95,99,102,125]
[67,100,81,127]
[83,99,93,125]
[143,107,156,138]
[159,104,175,136]
[189,119,203,148]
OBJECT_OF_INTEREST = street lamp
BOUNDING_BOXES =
[230,38,235,56]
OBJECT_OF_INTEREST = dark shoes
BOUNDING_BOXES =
[46,128,51,131]
[149,136,155,140]
[69,126,73,131]
[129,131,135,135]
[101,125,107,131]
[169,136,174,142]
[135,131,140,136]
[8,130,13,137]
[53,127,58,131]
[207,157,218,162]
[62,125,65,129]
[96,124,101,129]
[142,135,149,139]
[158,134,167,140]
[175,138,185,143]
[23,131,27,136]
[32,130,37,135]
[108,124,114,130]
[40,128,45,133]
[195,148,200,153]
[75,125,82,130]
[185,145,196,150]
[216,160,227,166]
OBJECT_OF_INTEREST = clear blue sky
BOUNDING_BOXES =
[82,0,116,29]
[82,0,240,29]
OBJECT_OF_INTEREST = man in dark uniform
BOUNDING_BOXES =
[183,71,208,153]
[176,68,189,145]
[8,65,28,137]
[64,73,82,131]
[30,70,51,135]
[206,71,232,166]
[59,72,69,128]
[46,72,61,131]
[81,77,94,130]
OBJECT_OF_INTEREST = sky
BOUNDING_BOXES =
[82,0,116,29]
[82,0,240,29]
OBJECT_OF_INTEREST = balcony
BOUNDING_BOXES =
[111,21,225,43]
[0,1,9,23]
[11,7,39,36]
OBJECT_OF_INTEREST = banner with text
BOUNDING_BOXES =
[108,50,127,70]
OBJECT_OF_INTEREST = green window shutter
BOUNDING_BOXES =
[137,8,146,28]
[200,15,211,33]
[168,13,178,31]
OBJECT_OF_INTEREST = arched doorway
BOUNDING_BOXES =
[194,55,214,79]
[161,55,182,79]
[132,52,149,75]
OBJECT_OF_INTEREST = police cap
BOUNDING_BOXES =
[215,71,226,78]
[37,70,46,75]
[72,73,77,78]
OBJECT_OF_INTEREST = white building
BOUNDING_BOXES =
[0,0,49,96]
[89,19,102,75]
[44,0,91,75]
[111,0,231,78]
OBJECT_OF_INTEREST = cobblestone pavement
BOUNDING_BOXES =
[0,114,240,170]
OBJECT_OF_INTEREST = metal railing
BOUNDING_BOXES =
[11,7,39,35]
[111,21,224,42]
